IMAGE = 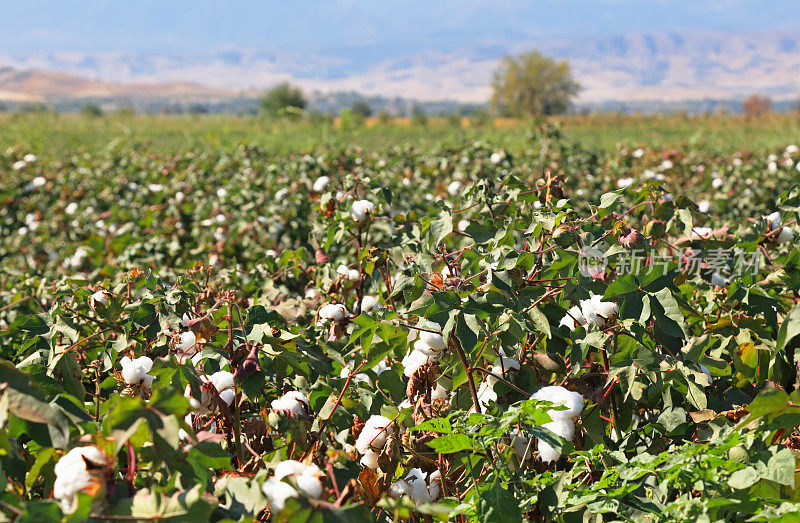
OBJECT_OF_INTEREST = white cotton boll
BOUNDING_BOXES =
[360,449,380,469]
[712,178,724,189]
[65,202,79,215]
[733,158,742,167]
[787,145,800,155]
[697,200,711,213]
[210,371,234,395]
[559,305,585,331]
[263,479,296,513]
[216,188,228,198]
[431,383,448,401]
[476,379,498,407]
[764,211,782,229]
[402,349,436,377]
[271,390,309,416]
[350,199,375,222]
[313,175,331,192]
[660,160,673,170]
[632,148,644,158]
[710,273,730,287]
[53,446,107,513]
[319,303,348,322]
[90,290,109,307]
[690,227,713,240]
[120,356,154,387]
[355,415,393,454]
[768,161,778,173]
[616,177,634,188]
[537,438,563,463]
[413,339,440,356]
[305,288,318,299]
[266,249,277,258]
[778,227,794,244]
[390,479,412,498]
[447,180,462,196]
[531,386,584,420]
[579,294,619,328]
[264,460,324,513]
[418,321,445,350]
[360,295,379,313]
[13,160,27,171]
[490,152,503,164]
[457,219,470,231]
[148,183,163,192]
[23,153,36,163]
[176,331,197,352]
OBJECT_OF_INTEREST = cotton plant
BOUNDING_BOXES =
[262,459,325,513]
[312,175,331,193]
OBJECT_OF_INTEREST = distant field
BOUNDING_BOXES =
[2,112,800,158]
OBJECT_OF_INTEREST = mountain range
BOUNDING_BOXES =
[1,30,799,110]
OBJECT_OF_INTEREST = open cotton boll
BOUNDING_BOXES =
[340,362,372,385]
[447,180,463,196]
[697,200,711,213]
[263,460,324,513]
[271,390,309,416]
[360,295,379,313]
[355,415,394,455]
[616,177,634,188]
[350,199,375,222]
[90,290,109,307]
[53,446,108,514]
[778,227,794,244]
[763,211,782,229]
[176,331,197,352]
[120,356,155,388]
[336,264,360,281]
[559,305,586,331]
[531,386,585,420]
[313,175,331,193]
[360,449,380,469]
[319,303,348,322]
[197,371,235,410]
[457,219,470,231]
[418,321,445,350]
[402,349,436,377]
[490,152,503,164]
[711,177,724,189]
[579,294,619,328]
[390,469,441,504]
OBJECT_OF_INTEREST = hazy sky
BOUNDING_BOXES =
[4,0,800,54]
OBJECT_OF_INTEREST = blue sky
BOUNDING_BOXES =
[4,0,800,54]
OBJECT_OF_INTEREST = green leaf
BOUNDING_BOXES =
[599,192,621,209]
[430,209,453,245]
[428,434,472,453]
[777,304,800,350]
[410,417,452,434]
[728,466,759,489]
[746,388,790,419]
[477,481,522,523]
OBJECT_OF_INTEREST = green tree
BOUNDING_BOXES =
[490,51,579,117]
[259,82,307,116]
[350,100,372,118]
[80,104,103,117]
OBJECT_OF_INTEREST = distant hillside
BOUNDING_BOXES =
[2,30,800,105]
[0,67,232,101]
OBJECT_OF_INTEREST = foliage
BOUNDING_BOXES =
[2,122,800,521]
[491,50,580,117]
[259,82,307,116]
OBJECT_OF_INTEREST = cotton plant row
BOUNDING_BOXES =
[4,135,800,522]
